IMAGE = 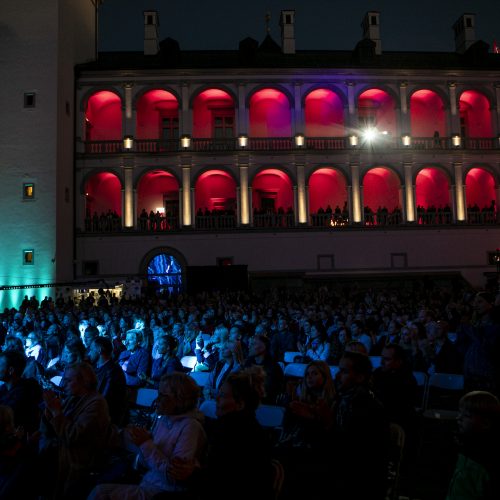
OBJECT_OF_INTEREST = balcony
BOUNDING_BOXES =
[81,135,499,155]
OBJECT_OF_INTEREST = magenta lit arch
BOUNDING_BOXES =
[465,168,496,210]
[249,89,291,137]
[308,168,347,212]
[136,90,178,140]
[195,170,237,213]
[358,89,396,136]
[192,89,235,138]
[415,168,450,208]
[85,172,122,216]
[252,169,293,211]
[363,167,400,212]
[305,89,344,137]
[410,90,446,137]
[459,91,492,138]
[85,91,122,141]
[137,171,179,214]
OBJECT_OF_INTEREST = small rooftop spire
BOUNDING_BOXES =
[265,11,271,34]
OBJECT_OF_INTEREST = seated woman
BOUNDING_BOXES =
[140,335,183,389]
[89,372,207,500]
[280,360,336,450]
[297,323,331,363]
[204,340,244,401]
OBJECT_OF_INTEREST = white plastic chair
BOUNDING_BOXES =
[135,388,158,408]
[50,375,63,387]
[256,405,286,428]
[199,399,217,419]
[189,371,210,387]
[369,356,382,369]
[423,372,464,419]
[284,363,307,378]
[180,355,197,372]
[284,351,302,364]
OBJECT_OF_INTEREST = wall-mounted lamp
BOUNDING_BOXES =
[349,135,358,147]
[451,134,461,148]
[402,135,411,147]
[180,135,191,149]
[123,135,134,150]
[295,133,305,148]
[238,135,248,148]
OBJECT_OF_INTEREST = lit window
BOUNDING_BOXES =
[23,183,35,199]
[24,92,36,108]
[23,250,34,265]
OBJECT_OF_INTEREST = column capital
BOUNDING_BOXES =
[123,82,134,89]
[345,80,355,87]
[447,81,457,89]
[399,81,408,88]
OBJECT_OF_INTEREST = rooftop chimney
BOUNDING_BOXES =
[280,10,296,54]
[453,13,476,54]
[144,10,159,55]
[361,11,381,55]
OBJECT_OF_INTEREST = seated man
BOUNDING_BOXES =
[89,337,128,427]
[118,330,150,388]
[0,350,42,435]
[332,351,390,500]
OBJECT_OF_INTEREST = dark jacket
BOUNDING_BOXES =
[95,359,128,426]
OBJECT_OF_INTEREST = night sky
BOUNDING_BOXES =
[99,0,499,53]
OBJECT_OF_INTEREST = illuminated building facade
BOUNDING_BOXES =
[2,6,500,307]
[0,0,99,308]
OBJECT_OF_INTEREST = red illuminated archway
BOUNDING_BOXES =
[305,89,344,137]
[195,170,237,213]
[358,89,396,136]
[136,89,179,141]
[85,91,122,141]
[137,170,179,214]
[459,90,492,138]
[465,168,497,223]
[192,89,235,138]
[415,168,451,224]
[249,89,291,137]
[363,167,401,225]
[410,89,446,137]
[309,168,347,212]
[84,172,122,227]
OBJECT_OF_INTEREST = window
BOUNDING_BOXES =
[161,116,179,142]
[371,15,377,26]
[213,115,234,138]
[466,18,472,28]
[24,92,36,108]
[285,14,291,24]
[23,250,34,265]
[23,183,35,199]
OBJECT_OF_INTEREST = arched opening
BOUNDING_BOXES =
[137,171,180,231]
[192,89,235,142]
[362,167,401,225]
[305,89,344,138]
[309,168,348,226]
[147,253,183,295]
[459,90,493,140]
[410,89,446,142]
[358,89,397,137]
[251,169,294,227]
[415,168,451,224]
[85,91,122,152]
[195,170,237,229]
[84,172,122,231]
[465,168,497,224]
[136,89,179,151]
[249,89,292,138]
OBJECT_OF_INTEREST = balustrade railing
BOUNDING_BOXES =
[252,213,295,228]
[82,135,499,154]
[195,214,237,230]
[138,215,180,232]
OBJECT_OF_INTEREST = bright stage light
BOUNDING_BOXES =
[362,127,379,142]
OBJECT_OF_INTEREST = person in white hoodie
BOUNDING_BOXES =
[88,372,207,499]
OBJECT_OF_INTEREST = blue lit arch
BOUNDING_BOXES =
[140,247,186,294]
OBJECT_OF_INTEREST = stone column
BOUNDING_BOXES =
[404,162,415,222]
[454,161,465,221]
[399,81,410,136]
[181,157,192,227]
[350,163,362,223]
[239,155,250,225]
[296,158,307,224]
[448,82,460,136]
[123,163,134,228]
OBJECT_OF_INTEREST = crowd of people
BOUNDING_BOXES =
[0,279,499,499]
